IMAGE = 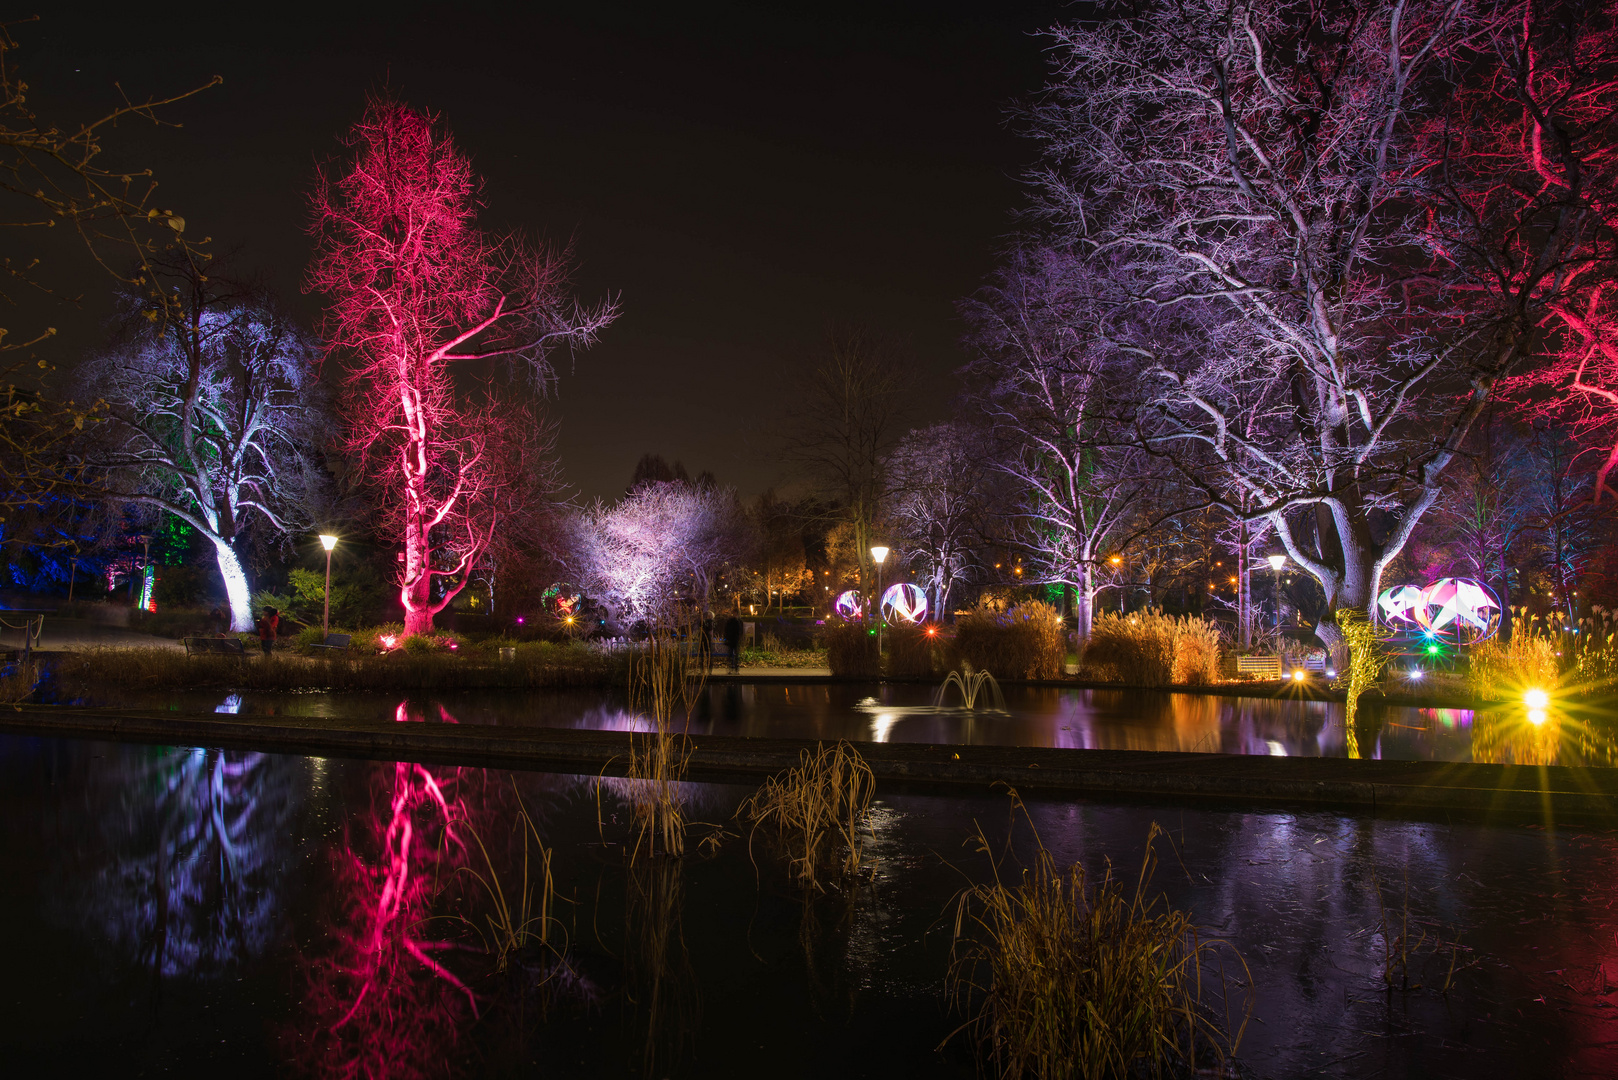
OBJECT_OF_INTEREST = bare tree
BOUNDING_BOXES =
[963,245,1169,640]
[779,326,910,590]
[884,421,991,620]
[1025,0,1571,660]
[76,255,325,630]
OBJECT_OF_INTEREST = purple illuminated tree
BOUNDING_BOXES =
[884,421,991,620]
[308,94,616,635]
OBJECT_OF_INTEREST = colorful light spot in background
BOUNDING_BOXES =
[880,583,928,624]
[541,583,580,617]
[833,589,865,620]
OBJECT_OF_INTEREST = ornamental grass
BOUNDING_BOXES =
[951,601,1066,680]
[884,622,945,679]
[823,619,879,678]
[947,803,1248,1080]
[1465,610,1561,701]
[1081,609,1223,687]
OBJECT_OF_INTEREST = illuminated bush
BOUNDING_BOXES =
[951,601,1065,680]
[1082,609,1223,687]
[1466,610,1560,700]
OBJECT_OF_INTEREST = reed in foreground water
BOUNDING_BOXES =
[946,797,1249,1080]
[620,608,708,860]
[740,740,875,891]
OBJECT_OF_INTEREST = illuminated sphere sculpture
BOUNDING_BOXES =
[1415,577,1501,645]
[1375,584,1427,631]
[833,589,865,620]
[880,583,928,624]
[541,583,580,616]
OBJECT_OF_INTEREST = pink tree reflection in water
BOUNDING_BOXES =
[296,756,481,1078]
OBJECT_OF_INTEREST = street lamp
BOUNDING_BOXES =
[319,533,339,638]
[870,545,890,662]
[1266,554,1286,636]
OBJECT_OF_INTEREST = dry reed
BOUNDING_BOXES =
[1081,609,1223,687]
[884,621,943,679]
[823,619,879,677]
[740,740,875,891]
[621,609,709,860]
[0,659,40,704]
[451,788,563,974]
[1466,609,1561,700]
[947,798,1249,1080]
[952,601,1066,680]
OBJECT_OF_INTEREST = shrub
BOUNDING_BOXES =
[951,601,1065,680]
[1083,609,1224,687]
[884,622,943,679]
[824,619,879,678]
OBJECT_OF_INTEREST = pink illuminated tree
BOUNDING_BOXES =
[308,95,617,635]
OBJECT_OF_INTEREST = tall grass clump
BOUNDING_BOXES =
[824,618,879,677]
[0,659,40,704]
[740,741,875,891]
[884,622,943,679]
[621,609,708,859]
[1466,609,1560,701]
[451,786,564,974]
[1081,609,1223,687]
[1568,606,1618,696]
[952,601,1065,680]
[947,799,1249,1080]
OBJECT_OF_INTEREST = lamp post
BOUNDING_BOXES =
[319,533,339,638]
[1266,554,1286,638]
[870,545,889,662]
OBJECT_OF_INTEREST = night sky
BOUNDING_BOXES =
[30,2,1063,500]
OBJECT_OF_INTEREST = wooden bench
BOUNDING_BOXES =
[1236,654,1282,679]
[184,637,246,657]
[310,632,352,654]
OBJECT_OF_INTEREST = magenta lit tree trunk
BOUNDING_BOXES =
[308,95,616,636]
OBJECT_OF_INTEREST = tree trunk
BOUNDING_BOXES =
[211,540,254,633]
[402,521,435,637]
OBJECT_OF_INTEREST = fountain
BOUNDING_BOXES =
[933,666,1006,711]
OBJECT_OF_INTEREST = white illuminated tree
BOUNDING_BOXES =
[78,255,324,630]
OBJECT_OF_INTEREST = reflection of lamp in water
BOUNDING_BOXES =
[870,712,897,743]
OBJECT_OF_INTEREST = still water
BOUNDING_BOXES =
[64,680,1618,766]
[3,734,1618,1078]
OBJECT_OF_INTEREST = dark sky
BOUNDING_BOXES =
[29,1,1062,501]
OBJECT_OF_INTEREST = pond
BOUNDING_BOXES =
[3,733,1617,1078]
[58,679,1618,766]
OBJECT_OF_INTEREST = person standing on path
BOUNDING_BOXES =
[723,614,743,673]
[257,607,279,656]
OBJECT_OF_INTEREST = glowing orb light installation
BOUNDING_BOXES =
[834,589,865,620]
[1376,577,1501,645]
[880,583,928,624]
[1376,584,1426,630]
[1416,577,1501,644]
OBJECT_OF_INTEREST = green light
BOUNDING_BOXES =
[1425,644,1440,655]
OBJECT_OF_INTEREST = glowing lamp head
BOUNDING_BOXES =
[1266,554,1286,572]
[380,634,398,650]
[564,616,575,625]
[870,545,889,565]
[516,616,525,624]
[926,626,937,637]
[1524,688,1550,709]
[1408,668,1424,681]
[1110,555,1122,565]
[1291,669,1306,682]
[447,641,458,650]
[319,533,339,552]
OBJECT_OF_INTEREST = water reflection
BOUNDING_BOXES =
[82,744,302,979]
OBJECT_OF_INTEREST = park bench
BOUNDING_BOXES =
[310,633,352,654]
[1236,654,1282,679]
[184,636,246,657]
